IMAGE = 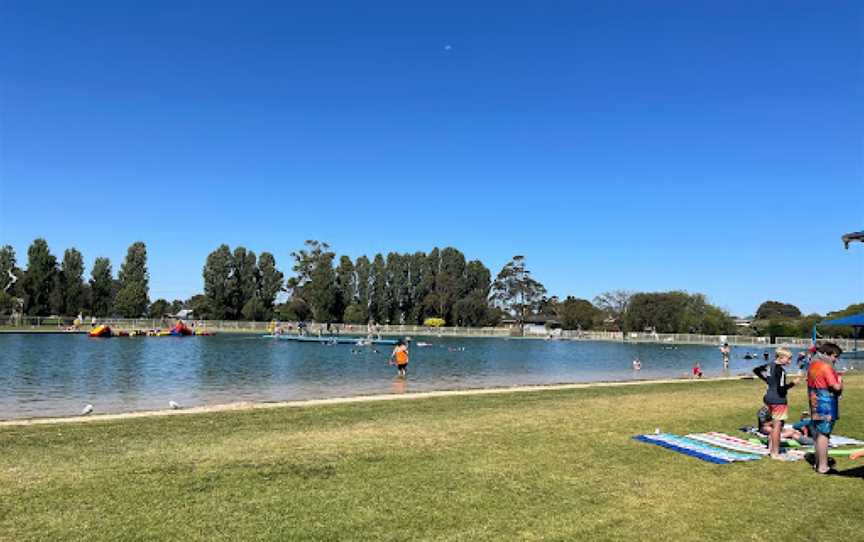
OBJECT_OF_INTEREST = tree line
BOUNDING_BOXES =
[1,238,859,339]
[1,240,152,318]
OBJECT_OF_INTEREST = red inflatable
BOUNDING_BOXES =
[170,321,193,336]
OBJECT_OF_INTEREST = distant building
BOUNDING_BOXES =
[501,314,561,335]
[169,309,194,320]
[734,317,753,328]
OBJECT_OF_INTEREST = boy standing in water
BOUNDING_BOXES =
[807,342,843,474]
[720,343,731,368]
[753,347,800,458]
[390,339,409,378]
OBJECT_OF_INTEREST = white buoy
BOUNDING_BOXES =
[169,400,181,410]
[81,404,94,415]
[654,427,661,435]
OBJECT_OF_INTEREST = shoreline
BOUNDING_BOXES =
[0,374,754,428]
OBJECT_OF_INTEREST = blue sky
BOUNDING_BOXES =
[1,1,861,316]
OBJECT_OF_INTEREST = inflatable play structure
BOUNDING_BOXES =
[171,321,193,336]
[86,321,213,338]
[88,324,112,338]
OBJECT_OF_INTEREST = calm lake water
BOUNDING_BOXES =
[0,334,812,420]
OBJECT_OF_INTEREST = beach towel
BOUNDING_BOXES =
[689,432,805,462]
[634,433,762,464]
[740,426,864,447]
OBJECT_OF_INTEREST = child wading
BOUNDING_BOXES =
[753,347,800,459]
[390,339,409,378]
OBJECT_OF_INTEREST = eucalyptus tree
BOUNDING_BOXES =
[593,290,632,331]
[0,245,21,314]
[491,255,547,333]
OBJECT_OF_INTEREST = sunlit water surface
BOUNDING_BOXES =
[0,334,818,420]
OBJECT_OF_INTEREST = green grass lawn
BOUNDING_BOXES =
[2,377,863,541]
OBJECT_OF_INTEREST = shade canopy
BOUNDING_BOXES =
[820,313,864,327]
[842,231,864,249]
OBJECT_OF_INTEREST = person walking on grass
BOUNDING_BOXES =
[807,342,843,474]
[390,339,409,378]
[753,347,800,459]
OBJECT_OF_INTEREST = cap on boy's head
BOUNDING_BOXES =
[808,345,818,353]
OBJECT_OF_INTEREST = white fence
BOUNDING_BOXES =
[2,316,859,351]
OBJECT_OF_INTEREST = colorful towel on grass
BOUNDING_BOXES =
[634,433,762,464]
[740,426,864,447]
[688,432,805,462]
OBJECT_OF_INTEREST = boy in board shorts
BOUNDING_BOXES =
[807,342,843,474]
[753,347,800,458]
[390,339,409,378]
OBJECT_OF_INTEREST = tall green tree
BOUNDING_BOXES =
[557,297,601,330]
[89,257,114,317]
[22,238,58,316]
[452,259,493,326]
[286,241,337,322]
[307,250,337,322]
[624,291,735,334]
[434,247,467,323]
[491,255,547,333]
[406,252,428,324]
[256,251,284,317]
[170,299,184,314]
[755,300,802,320]
[352,255,371,323]
[202,245,233,320]
[593,290,633,331]
[228,247,258,319]
[369,253,389,323]
[386,252,410,324]
[114,241,150,318]
[60,248,85,315]
[334,255,355,321]
[420,248,441,319]
[149,298,170,318]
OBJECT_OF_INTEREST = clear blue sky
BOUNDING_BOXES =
[1,1,861,316]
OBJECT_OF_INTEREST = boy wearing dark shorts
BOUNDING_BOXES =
[390,340,409,378]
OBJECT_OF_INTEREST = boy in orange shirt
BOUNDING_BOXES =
[807,342,843,474]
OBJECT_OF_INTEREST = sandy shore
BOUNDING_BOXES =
[0,375,754,428]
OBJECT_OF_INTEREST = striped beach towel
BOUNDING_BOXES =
[634,433,762,464]
[689,432,805,461]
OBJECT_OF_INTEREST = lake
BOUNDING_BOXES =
[0,334,811,420]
